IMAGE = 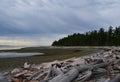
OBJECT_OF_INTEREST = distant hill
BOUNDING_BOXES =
[52,26,120,46]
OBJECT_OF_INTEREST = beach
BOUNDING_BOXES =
[0,46,101,82]
[0,46,100,71]
[1,47,120,82]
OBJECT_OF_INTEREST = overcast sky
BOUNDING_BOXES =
[0,0,120,46]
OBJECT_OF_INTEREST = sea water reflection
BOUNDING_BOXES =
[0,52,44,58]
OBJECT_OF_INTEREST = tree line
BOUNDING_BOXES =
[52,26,120,46]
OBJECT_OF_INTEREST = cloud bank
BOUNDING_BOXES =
[0,0,120,45]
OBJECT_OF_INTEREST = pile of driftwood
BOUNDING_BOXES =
[9,48,120,82]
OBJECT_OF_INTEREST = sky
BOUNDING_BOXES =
[0,0,120,46]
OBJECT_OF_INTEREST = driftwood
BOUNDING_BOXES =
[89,59,104,65]
[48,61,108,82]
[13,70,28,77]
[49,68,79,82]
[27,70,43,80]
[0,73,5,80]
[8,48,120,82]
[11,68,20,74]
[75,71,92,82]
[75,62,108,73]
[44,65,63,81]
[92,68,107,76]
[11,77,21,82]
[108,74,120,82]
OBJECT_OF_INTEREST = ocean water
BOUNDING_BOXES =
[0,45,44,58]
[0,52,43,58]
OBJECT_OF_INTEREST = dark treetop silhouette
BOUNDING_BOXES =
[52,26,120,46]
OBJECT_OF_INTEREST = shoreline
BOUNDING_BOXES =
[1,47,120,82]
[0,47,101,82]
[0,47,100,71]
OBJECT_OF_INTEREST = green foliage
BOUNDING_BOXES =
[52,26,120,46]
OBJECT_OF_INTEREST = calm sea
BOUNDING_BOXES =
[0,45,44,58]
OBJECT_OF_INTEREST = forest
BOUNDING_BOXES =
[52,26,120,46]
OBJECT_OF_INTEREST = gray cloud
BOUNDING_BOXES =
[0,0,120,45]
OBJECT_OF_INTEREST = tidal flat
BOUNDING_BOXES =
[0,47,100,71]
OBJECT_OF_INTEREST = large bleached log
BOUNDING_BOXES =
[49,62,108,82]
[75,71,92,82]
[27,70,44,80]
[59,68,79,82]
[43,66,54,81]
[49,62,107,82]
[13,70,28,77]
[34,72,47,81]
[0,73,5,80]
[114,59,120,65]
[44,65,63,81]
[76,62,108,73]
[89,59,104,65]
[108,74,120,82]
[48,74,64,82]
[49,68,79,82]
[92,68,107,76]
[92,62,108,69]
[11,68,20,74]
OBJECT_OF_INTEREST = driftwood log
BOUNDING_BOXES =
[8,48,120,82]
[108,74,120,82]
[48,61,108,82]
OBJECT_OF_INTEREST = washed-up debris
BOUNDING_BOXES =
[5,48,120,82]
[0,73,5,80]
[0,71,10,82]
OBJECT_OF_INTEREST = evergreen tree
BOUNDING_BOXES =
[52,26,120,46]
